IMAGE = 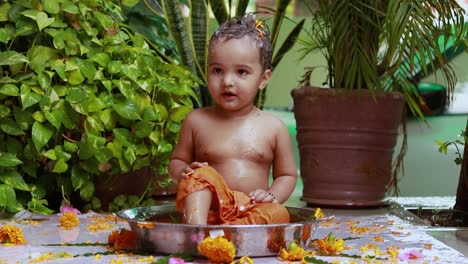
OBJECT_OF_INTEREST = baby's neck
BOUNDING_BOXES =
[213,105,259,119]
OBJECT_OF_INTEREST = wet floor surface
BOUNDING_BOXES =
[1,197,467,263]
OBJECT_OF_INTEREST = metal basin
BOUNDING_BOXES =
[117,204,329,257]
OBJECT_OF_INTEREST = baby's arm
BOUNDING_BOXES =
[252,118,297,204]
[169,113,198,184]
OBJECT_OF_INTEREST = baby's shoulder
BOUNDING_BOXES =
[257,111,286,128]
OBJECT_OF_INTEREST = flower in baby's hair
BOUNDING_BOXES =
[397,249,424,260]
[108,228,139,250]
[255,19,265,40]
[0,225,27,245]
[58,211,80,229]
[60,204,81,215]
[314,232,345,256]
[278,241,314,261]
[168,257,192,264]
[197,235,236,263]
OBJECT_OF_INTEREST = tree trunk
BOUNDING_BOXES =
[454,119,468,212]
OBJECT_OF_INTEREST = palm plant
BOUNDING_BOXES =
[144,0,305,108]
[299,0,466,117]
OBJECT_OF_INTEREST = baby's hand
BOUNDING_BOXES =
[179,162,208,180]
[249,189,278,204]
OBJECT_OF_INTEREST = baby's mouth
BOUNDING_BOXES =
[222,92,236,98]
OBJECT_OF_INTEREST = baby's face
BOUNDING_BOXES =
[207,36,271,113]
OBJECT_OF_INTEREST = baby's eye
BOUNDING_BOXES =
[238,69,248,75]
[213,67,222,74]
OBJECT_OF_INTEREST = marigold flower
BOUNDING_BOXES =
[315,232,344,256]
[197,235,236,263]
[236,256,254,264]
[58,212,80,229]
[314,208,325,220]
[278,241,315,262]
[0,225,27,245]
[108,228,139,250]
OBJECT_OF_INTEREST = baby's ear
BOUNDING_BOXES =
[259,69,272,90]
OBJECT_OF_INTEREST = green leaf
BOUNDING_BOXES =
[0,170,30,191]
[0,2,11,22]
[0,84,19,96]
[157,140,172,153]
[79,181,94,201]
[66,87,88,103]
[62,0,79,14]
[36,12,55,31]
[90,53,111,67]
[0,105,10,118]
[67,69,85,85]
[0,118,24,136]
[113,128,133,147]
[32,111,46,122]
[76,59,96,80]
[0,51,29,66]
[44,109,63,130]
[53,159,68,173]
[28,199,54,215]
[0,28,12,43]
[124,146,137,165]
[43,149,57,160]
[122,0,141,7]
[107,60,122,74]
[170,105,191,122]
[208,0,228,24]
[94,11,114,29]
[32,121,54,151]
[113,97,141,120]
[0,152,23,167]
[27,45,58,72]
[71,166,89,191]
[134,121,154,138]
[64,141,78,153]
[42,0,60,14]
[21,91,42,109]
[0,184,16,207]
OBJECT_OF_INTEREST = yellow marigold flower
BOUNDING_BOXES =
[0,225,27,245]
[198,235,236,263]
[315,232,344,256]
[314,208,325,220]
[235,256,254,264]
[58,212,80,229]
[386,245,400,258]
[278,241,315,262]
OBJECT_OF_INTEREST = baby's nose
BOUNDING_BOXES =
[222,74,234,87]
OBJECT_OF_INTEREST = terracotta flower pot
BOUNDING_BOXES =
[291,87,405,207]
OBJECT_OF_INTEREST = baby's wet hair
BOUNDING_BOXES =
[210,14,272,71]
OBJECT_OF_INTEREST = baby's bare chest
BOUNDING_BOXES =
[194,128,274,163]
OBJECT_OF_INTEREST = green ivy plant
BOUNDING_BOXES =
[0,0,199,215]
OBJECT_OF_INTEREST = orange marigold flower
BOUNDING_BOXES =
[315,232,344,256]
[278,241,315,262]
[0,225,27,245]
[58,212,80,229]
[108,228,139,250]
[197,235,236,263]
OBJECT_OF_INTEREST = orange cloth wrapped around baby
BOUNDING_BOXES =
[176,165,290,225]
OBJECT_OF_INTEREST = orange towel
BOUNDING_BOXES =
[176,165,290,225]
